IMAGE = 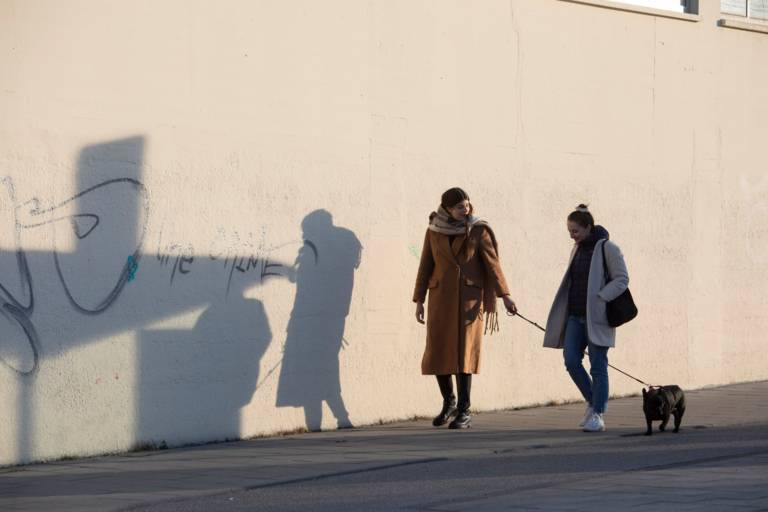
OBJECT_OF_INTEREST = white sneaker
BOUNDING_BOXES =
[583,412,605,432]
[578,405,594,427]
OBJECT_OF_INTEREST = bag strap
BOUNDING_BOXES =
[601,240,611,281]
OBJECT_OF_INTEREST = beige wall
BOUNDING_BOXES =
[1,0,766,465]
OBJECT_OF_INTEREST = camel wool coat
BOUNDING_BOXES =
[413,225,510,375]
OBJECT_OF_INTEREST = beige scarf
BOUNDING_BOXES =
[428,205,487,236]
[427,206,501,335]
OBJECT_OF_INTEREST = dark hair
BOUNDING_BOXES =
[567,204,594,229]
[441,187,470,209]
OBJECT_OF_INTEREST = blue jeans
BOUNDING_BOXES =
[563,315,609,414]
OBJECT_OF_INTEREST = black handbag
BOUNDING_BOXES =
[601,241,637,327]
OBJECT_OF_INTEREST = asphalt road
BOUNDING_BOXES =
[128,423,768,511]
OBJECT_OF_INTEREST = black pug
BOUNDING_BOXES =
[642,385,686,436]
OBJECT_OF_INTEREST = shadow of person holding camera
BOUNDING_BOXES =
[276,209,361,431]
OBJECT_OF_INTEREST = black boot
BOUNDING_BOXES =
[432,375,457,426]
[449,373,472,429]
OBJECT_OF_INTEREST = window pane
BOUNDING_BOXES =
[749,0,768,19]
[619,0,685,12]
[722,0,748,15]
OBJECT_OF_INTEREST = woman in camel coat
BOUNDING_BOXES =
[413,187,517,429]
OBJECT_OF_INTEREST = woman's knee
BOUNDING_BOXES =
[563,350,583,371]
[588,353,608,378]
[589,366,608,379]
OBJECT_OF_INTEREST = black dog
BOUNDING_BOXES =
[642,385,686,436]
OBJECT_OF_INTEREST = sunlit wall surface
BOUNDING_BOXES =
[0,0,766,465]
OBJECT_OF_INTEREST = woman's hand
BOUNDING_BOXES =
[415,302,425,324]
[502,295,518,316]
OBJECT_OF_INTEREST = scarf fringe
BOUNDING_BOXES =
[484,311,500,335]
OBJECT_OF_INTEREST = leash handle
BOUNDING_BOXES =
[509,311,546,332]
[508,310,653,388]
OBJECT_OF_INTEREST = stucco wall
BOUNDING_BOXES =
[1,0,766,466]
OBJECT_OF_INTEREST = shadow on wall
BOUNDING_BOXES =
[138,209,362,443]
[1,136,148,463]
[137,277,272,446]
[276,210,361,431]
[0,136,362,464]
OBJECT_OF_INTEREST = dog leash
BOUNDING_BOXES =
[509,311,653,387]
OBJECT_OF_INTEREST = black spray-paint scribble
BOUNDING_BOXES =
[155,228,318,297]
[0,177,149,376]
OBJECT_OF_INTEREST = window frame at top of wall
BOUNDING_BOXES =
[558,0,701,21]
[718,0,768,34]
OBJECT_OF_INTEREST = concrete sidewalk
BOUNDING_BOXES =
[2,381,767,511]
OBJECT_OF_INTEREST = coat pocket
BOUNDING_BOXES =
[464,277,482,288]
[428,278,439,289]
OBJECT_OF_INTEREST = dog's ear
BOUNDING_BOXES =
[642,388,647,398]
